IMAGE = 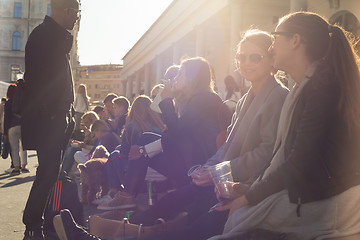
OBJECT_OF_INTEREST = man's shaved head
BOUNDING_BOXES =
[51,0,79,11]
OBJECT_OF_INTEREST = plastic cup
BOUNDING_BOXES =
[208,161,234,200]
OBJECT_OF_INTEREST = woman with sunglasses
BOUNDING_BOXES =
[210,11,360,240]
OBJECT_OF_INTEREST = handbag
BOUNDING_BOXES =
[89,212,188,240]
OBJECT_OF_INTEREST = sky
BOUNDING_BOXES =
[77,0,173,66]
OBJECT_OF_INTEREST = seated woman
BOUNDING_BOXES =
[211,12,360,240]
[98,57,225,210]
[105,95,165,195]
[130,30,288,240]
[61,111,99,172]
[76,120,120,165]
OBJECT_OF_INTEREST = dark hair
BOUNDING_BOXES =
[103,93,118,104]
[181,57,214,96]
[236,30,273,70]
[224,75,239,99]
[92,105,104,114]
[112,96,130,110]
[279,11,360,133]
[6,84,17,100]
[164,65,180,82]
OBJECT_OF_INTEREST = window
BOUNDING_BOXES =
[14,3,22,18]
[12,32,21,50]
[47,4,51,16]
[88,85,91,89]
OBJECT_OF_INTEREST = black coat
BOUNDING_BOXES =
[159,90,224,170]
[245,66,360,206]
[21,16,74,150]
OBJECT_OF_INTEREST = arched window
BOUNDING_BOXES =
[12,32,21,50]
[47,4,51,16]
[14,2,22,18]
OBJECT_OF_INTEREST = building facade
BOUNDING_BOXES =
[120,0,360,100]
[76,64,123,103]
[0,0,80,85]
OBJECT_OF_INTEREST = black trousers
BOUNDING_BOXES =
[130,183,227,240]
[23,111,68,231]
[123,133,190,195]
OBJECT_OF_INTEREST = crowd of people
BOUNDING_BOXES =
[15,0,360,239]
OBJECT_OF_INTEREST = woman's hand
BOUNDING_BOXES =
[192,166,213,187]
[215,195,249,217]
[214,182,249,202]
[128,145,142,160]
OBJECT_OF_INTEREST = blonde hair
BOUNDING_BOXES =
[90,120,110,133]
[125,95,165,143]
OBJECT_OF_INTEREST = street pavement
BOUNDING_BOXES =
[0,151,37,240]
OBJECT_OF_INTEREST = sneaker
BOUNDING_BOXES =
[4,167,14,173]
[10,169,21,176]
[21,168,30,173]
[23,229,44,240]
[97,192,136,210]
[91,195,113,205]
[53,209,100,240]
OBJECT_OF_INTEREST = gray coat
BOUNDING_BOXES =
[206,76,288,183]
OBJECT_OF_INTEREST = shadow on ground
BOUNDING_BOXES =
[0,175,35,188]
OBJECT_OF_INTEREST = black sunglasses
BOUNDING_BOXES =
[270,31,295,42]
[236,53,264,64]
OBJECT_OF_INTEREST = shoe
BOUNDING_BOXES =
[10,169,21,176]
[91,194,113,205]
[23,229,44,240]
[97,192,136,210]
[21,168,30,173]
[53,209,100,240]
[4,167,14,173]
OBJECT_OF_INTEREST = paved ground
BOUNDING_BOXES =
[0,151,37,240]
[0,151,158,240]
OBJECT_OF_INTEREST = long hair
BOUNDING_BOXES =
[6,84,17,100]
[125,95,165,142]
[279,12,360,134]
[177,57,215,106]
[77,84,90,108]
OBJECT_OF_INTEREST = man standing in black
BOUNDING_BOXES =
[21,0,80,239]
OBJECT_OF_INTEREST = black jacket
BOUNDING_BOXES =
[159,90,224,170]
[21,16,74,150]
[245,66,360,206]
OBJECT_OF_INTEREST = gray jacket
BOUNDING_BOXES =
[206,76,288,183]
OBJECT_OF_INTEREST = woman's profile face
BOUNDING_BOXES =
[237,41,273,83]
[173,67,187,93]
[269,25,294,72]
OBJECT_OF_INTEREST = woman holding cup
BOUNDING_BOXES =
[211,12,360,240]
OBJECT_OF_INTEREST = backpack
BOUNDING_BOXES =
[12,78,24,117]
[43,171,84,239]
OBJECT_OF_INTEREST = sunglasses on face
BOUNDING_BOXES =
[270,31,295,43]
[236,53,264,64]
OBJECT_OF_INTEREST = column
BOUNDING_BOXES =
[290,0,307,12]
[156,56,162,83]
[229,0,244,91]
[144,64,151,96]
[122,79,127,96]
[135,71,141,97]
[196,26,204,57]
[126,77,133,100]
[172,43,181,65]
